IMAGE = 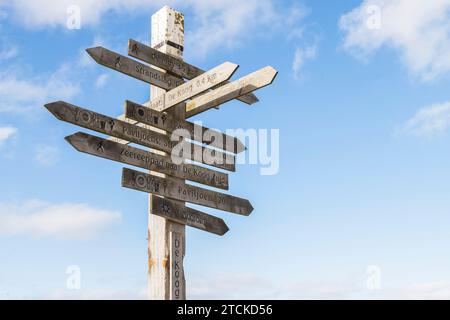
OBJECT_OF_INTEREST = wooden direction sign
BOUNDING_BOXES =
[186,66,278,117]
[86,46,183,91]
[45,101,235,171]
[66,132,229,190]
[151,196,229,236]
[125,100,245,154]
[128,39,258,105]
[122,168,253,216]
[42,5,278,301]
[146,62,239,112]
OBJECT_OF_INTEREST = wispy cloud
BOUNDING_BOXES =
[183,0,279,58]
[0,45,18,60]
[339,0,450,81]
[0,199,121,239]
[35,145,59,166]
[286,4,317,81]
[292,45,317,79]
[0,63,79,115]
[397,101,450,138]
[0,126,17,146]
[1,1,308,58]
[95,73,109,88]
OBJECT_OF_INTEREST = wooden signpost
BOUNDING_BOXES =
[87,46,183,90]
[44,5,277,300]
[122,168,253,216]
[151,197,229,236]
[128,38,258,105]
[45,101,235,172]
[124,100,246,154]
[145,61,239,112]
[65,132,229,190]
[186,66,278,117]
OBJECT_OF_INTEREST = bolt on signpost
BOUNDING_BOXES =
[44,5,277,300]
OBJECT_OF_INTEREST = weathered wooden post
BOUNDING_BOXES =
[147,6,186,300]
[45,4,276,301]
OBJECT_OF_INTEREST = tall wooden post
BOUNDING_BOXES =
[146,6,186,300]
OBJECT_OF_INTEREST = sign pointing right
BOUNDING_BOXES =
[151,197,229,236]
[147,61,239,112]
[122,168,254,216]
[186,66,278,117]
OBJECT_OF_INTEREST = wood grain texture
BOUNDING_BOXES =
[86,46,183,90]
[66,132,229,190]
[44,101,235,172]
[148,6,186,301]
[151,196,229,236]
[169,230,184,300]
[125,100,245,154]
[128,38,258,105]
[186,66,278,117]
[122,168,254,216]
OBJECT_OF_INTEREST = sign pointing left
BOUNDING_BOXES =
[44,101,236,171]
[86,46,183,91]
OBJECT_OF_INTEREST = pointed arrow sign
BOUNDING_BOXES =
[186,66,278,117]
[122,168,254,216]
[128,39,258,105]
[146,61,239,112]
[151,197,229,236]
[86,46,183,91]
[125,100,245,154]
[65,132,229,190]
[44,101,235,172]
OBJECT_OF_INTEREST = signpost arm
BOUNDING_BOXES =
[147,6,186,300]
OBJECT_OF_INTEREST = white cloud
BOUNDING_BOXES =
[183,0,278,58]
[0,199,121,239]
[0,126,17,146]
[286,3,310,41]
[0,63,79,115]
[339,0,450,81]
[95,73,109,88]
[35,145,59,166]
[0,0,291,58]
[398,101,450,138]
[292,45,317,79]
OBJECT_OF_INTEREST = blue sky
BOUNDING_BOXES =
[2,0,450,299]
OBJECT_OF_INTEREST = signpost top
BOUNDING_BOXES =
[152,6,184,58]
